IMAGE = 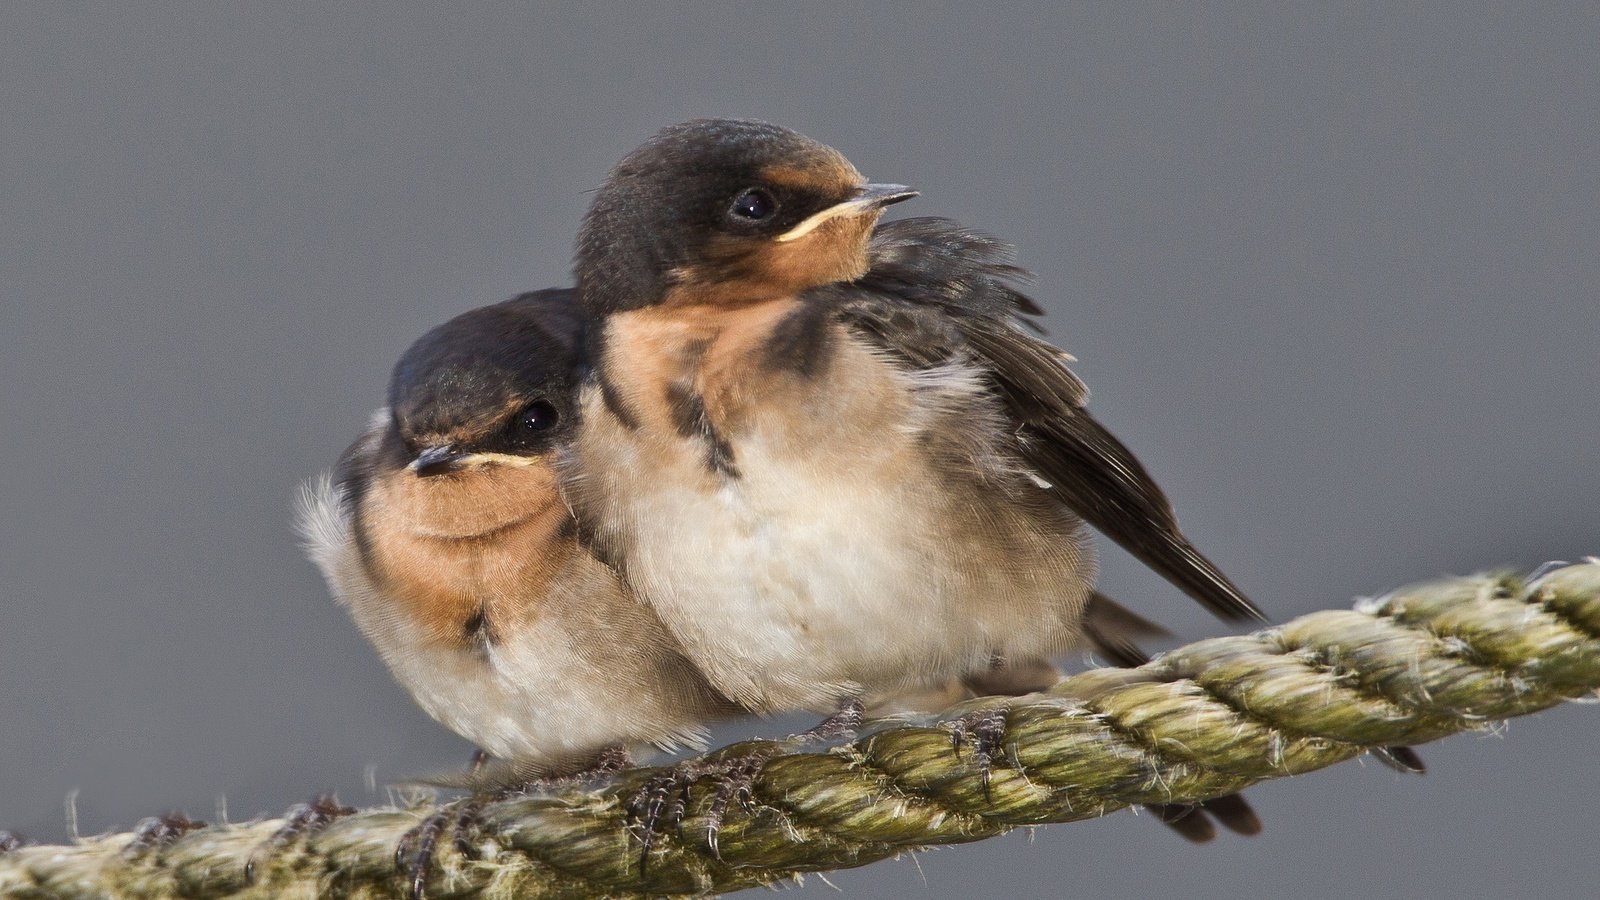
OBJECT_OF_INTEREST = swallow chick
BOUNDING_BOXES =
[557,119,1282,843]
[301,290,752,894]
[299,289,742,774]
[567,119,1263,722]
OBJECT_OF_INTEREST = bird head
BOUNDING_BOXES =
[576,118,915,313]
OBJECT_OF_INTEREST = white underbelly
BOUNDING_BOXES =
[572,332,1094,714]
[302,484,709,767]
[375,616,707,765]
[614,427,991,711]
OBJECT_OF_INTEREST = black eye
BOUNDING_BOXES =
[510,400,559,443]
[729,188,776,221]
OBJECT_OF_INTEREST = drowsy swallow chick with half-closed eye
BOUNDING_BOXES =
[298,289,743,781]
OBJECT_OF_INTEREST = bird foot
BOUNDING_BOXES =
[796,697,865,743]
[948,706,1010,797]
[396,744,633,899]
[623,699,864,871]
[623,743,784,869]
[623,766,694,871]
[394,793,490,900]
[245,792,356,883]
[122,811,207,857]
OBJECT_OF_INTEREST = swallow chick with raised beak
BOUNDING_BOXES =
[298,290,743,893]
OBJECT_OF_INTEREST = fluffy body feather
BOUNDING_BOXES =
[569,290,1095,711]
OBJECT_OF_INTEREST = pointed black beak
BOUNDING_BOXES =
[411,444,464,477]
[855,183,918,208]
[774,183,921,243]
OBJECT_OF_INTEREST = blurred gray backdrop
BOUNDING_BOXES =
[3,4,1597,898]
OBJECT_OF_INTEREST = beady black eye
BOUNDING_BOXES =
[729,188,776,221]
[512,400,559,440]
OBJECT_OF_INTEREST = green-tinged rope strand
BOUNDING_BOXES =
[3,561,1597,899]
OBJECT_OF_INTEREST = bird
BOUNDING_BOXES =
[562,118,1278,840]
[566,118,1264,718]
[298,289,743,778]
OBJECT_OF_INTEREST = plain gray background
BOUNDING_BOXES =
[3,4,1597,898]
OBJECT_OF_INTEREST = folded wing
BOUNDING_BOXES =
[830,217,1265,623]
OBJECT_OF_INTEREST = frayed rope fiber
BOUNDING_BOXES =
[3,561,1597,898]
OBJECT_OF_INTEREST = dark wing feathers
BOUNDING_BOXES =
[837,217,1266,624]
[856,218,1044,319]
[1023,384,1263,623]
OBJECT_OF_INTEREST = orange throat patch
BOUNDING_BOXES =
[355,462,574,647]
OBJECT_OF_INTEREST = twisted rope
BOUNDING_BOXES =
[3,561,1597,899]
